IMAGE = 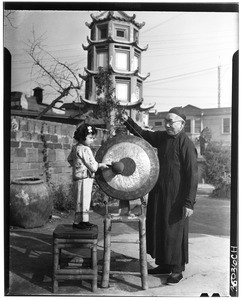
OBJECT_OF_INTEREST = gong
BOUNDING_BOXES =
[95,135,159,200]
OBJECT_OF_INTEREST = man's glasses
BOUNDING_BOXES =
[164,119,183,126]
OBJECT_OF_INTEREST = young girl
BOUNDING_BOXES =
[68,123,108,229]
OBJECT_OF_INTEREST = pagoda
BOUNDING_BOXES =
[79,11,155,126]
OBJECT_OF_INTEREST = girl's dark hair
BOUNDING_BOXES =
[73,123,97,142]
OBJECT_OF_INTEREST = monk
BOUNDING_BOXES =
[122,107,198,285]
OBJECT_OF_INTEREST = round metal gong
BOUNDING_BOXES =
[95,135,159,200]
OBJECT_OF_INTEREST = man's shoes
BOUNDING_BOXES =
[166,273,183,285]
[148,266,171,275]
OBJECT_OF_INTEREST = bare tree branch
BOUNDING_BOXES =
[42,48,81,89]
[27,30,64,91]
[26,29,84,119]
[4,10,18,28]
[36,87,71,119]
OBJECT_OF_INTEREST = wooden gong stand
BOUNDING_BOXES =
[95,135,160,291]
[101,196,148,290]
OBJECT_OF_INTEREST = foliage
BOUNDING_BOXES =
[200,126,212,142]
[94,66,126,137]
[40,122,51,184]
[50,182,75,211]
[91,180,106,206]
[203,142,231,198]
[50,180,106,212]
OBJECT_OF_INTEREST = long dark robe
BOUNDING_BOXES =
[124,117,198,267]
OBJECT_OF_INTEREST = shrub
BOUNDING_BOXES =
[202,142,231,198]
[50,181,106,212]
[50,182,75,211]
[91,181,106,207]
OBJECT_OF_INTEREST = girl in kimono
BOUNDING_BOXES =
[68,124,108,230]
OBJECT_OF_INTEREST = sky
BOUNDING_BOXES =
[4,4,239,112]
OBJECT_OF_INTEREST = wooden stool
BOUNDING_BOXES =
[101,197,148,290]
[52,224,98,293]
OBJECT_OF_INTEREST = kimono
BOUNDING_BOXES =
[67,144,98,223]
[124,117,198,268]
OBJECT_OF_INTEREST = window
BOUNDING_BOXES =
[185,119,191,133]
[114,25,129,40]
[91,27,95,40]
[116,78,130,102]
[136,80,142,100]
[133,56,138,71]
[116,27,127,39]
[85,79,92,99]
[115,46,130,71]
[96,46,108,69]
[97,52,108,68]
[116,52,129,70]
[116,29,125,38]
[87,50,93,70]
[194,119,201,133]
[133,50,140,71]
[133,29,139,42]
[223,118,231,133]
[98,24,108,40]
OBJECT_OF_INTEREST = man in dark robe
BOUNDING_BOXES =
[122,107,198,285]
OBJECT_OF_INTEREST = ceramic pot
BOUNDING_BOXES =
[10,177,52,228]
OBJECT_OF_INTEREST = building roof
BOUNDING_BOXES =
[201,107,231,116]
[82,36,148,52]
[150,105,231,119]
[85,11,145,29]
[79,95,155,111]
[79,66,150,82]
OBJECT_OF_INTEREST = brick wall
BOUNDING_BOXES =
[10,116,76,184]
[10,116,108,185]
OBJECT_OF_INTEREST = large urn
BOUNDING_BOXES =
[10,177,52,228]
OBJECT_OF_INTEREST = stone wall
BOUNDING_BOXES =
[10,116,106,185]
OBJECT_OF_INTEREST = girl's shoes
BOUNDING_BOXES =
[73,222,95,230]
[85,222,95,228]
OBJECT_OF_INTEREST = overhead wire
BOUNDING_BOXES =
[141,13,185,34]
[145,66,218,84]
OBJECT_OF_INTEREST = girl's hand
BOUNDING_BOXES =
[98,163,109,170]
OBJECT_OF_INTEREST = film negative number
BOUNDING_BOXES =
[230,246,238,295]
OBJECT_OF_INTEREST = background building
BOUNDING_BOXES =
[149,105,231,146]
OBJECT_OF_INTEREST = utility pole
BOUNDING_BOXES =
[218,64,221,108]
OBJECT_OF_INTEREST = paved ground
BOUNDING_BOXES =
[6,184,231,297]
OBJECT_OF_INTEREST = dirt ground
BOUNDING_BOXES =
[7,193,231,296]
